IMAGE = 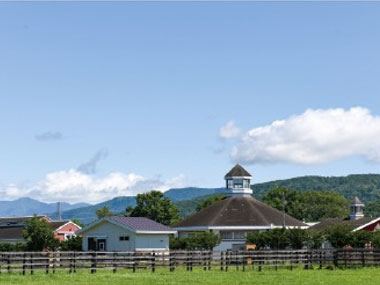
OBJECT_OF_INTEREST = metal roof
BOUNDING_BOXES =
[107,216,173,232]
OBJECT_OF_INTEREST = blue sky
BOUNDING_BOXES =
[1,2,380,203]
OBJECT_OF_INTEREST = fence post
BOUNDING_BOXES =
[91,252,97,274]
[132,252,136,273]
[7,253,10,274]
[30,253,34,275]
[208,251,212,271]
[52,252,56,274]
[333,250,338,268]
[225,251,229,272]
[220,251,224,271]
[319,251,323,269]
[362,250,365,267]
[69,252,73,274]
[45,252,49,274]
[169,251,175,272]
[113,252,117,273]
[151,252,155,273]
[201,251,207,271]
[22,253,26,275]
[73,251,77,273]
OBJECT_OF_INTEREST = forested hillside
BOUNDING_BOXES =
[252,174,380,202]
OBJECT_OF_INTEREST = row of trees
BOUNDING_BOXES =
[248,226,380,250]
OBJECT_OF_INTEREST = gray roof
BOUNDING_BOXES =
[225,164,252,178]
[173,196,307,228]
[308,217,378,231]
[0,226,24,240]
[0,216,46,224]
[351,197,364,205]
[107,216,173,232]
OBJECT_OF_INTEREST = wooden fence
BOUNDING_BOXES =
[0,249,380,274]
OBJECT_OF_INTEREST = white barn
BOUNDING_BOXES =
[78,216,176,252]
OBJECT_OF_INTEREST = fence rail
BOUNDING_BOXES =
[0,249,379,274]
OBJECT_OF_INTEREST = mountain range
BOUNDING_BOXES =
[0,197,89,218]
[1,174,380,224]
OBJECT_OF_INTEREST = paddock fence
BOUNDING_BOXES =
[0,249,379,274]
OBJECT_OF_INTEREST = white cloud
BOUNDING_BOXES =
[219,121,241,139]
[230,107,380,165]
[0,170,187,204]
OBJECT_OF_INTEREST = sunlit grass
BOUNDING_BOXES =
[1,266,380,285]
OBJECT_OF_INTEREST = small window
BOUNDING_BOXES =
[119,236,130,241]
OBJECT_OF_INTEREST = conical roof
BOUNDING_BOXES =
[225,164,252,178]
[173,196,306,228]
[351,196,364,205]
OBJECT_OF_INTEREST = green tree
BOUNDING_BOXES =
[129,191,180,225]
[60,236,83,251]
[263,187,303,219]
[170,236,190,250]
[324,224,353,248]
[170,232,221,250]
[372,231,380,248]
[263,187,349,222]
[0,243,25,252]
[246,231,269,249]
[96,206,113,219]
[189,232,221,250]
[265,229,290,250]
[301,191,349,222]
[70,218,85,228]
[23,216,59,251]
[287,228,308,249]
[196,194,226,212]
[307,231,325,249]
[351,231,373,248]
[365,200,380,217]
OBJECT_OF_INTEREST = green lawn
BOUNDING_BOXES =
[1,267,380,285]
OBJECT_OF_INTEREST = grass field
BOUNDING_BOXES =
[2,267,380,285]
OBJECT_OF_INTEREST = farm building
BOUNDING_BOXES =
[78,216,176,252]
[309,197,380,232]
[0,216,81,244]
[173,164,307,251]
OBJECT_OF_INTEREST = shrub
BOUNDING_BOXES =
[0,242,25,252]
[307,231,325,249]
[287,228,308,249]
[60,236,83,251]
[324,224,354,248]
[170,232,221,250]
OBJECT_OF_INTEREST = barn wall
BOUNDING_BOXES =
[81,221,136,251]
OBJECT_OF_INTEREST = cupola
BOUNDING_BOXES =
[224,164,252,197]
[350,196,364,221]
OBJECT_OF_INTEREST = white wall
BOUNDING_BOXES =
[82,220,136,251]
[135,234,170,251]
[81,221,170,251]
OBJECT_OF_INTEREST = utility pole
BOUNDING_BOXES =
[56,202,62,221]
[282,192,286,229]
